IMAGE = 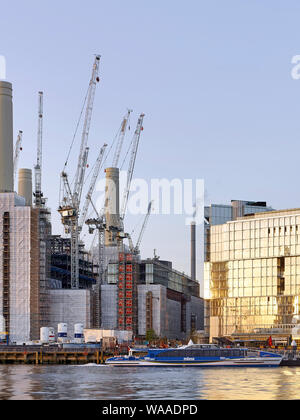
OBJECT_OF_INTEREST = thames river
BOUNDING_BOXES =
[0,365,300,400]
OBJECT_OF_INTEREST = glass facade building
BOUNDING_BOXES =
[204,200,273,262]
[205,208,300,341]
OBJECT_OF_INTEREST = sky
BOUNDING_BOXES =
[1,0,300,286]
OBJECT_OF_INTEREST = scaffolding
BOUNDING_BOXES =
[30,208,40,340]
[48,289,93,336]
[146,291,153,332]
[137,284,166,338]
[2,211,10,335]
[117,252,139,335]
[0,194,52,343]
[100,284,118,329]
[37,207,52,330]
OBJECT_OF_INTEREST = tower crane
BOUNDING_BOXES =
[125,201,153,255]
[78,142,107,232]
[120,113,145,225]
[86,198,106,282]
[74,55,101,207]
[34,91,45,207]
[58,55,101,289]
[125,232,135,253]
[13,130,23,183]
[112,109,132,168]
[134,200,153,254]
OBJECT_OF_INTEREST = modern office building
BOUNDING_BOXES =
[204,207,300,345]
[204,200,274,262]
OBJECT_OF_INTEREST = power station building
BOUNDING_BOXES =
[0,79,103,344]
[0,81,49,343]
[101,255,204,341]
[0,193,41,342]
[0,78,204,344]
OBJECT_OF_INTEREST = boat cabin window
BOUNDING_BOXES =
[157,348,245,358]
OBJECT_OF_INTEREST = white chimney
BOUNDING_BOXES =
[18,168,32,206]
[0,81,13,192]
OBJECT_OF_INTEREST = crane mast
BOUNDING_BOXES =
[125,232,134,253]
[88,198,105,278]
[73,55,101,207]
[86,198,106,327]
[135,200,153,253]
[124,201,153,255]
[112,109,132,168]
[120,113,145,222]
[34,91,45,207]
[79,142,107,231]
[58,55,101,289]
[13,130,23,183]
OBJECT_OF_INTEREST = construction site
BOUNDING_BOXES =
[0,55,204,351]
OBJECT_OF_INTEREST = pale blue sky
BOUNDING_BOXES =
[1,1,300,285]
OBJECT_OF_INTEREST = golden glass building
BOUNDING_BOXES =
[204,208,300,343]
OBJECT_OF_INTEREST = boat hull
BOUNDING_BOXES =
[105,357,282,367]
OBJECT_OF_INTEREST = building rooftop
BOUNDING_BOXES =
[237,207,300,221]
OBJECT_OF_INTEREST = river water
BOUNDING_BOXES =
[0,365,299,400]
